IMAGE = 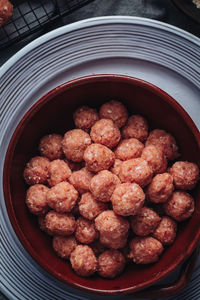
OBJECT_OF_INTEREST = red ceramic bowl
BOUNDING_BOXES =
[3,75,200,296]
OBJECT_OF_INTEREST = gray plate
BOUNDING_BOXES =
[0,16,200,300]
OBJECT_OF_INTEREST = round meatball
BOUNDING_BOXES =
[47,159,72,187]
[90,170,120,202]
[70,245,97,276]
[119,158,153,187]
[163,191,195,221]
[95,210,130,249]
[47,182,78,213]
[45,211,76,236]
[75,217,98,244]
[110,159,123,177]
[53,235,77,259]
[146,173,174,203]
[95,210,130,237]
[79,192,108,220]
[121,115,148,142]
[114,138,144,161]
[90,119,121,149]
[23,156,50,185]
[26,184,49,215]
[100,234,128,250]
[169,161,199,190]
[130,207,161,236]
[69,167,93,194]
[153,216,177,245]
[39,134,63,161]
[98,250,126,278]
[73,106,99,131]
[0,0,13,26]
[83,143,115,172]
[141,144,167,174]
[128,237,164,264]
[99,100,128,128]
[62,129,91,162]
[111,183,145,216]
[145,129,179,161]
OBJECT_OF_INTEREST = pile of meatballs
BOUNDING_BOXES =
[23,100,199,279]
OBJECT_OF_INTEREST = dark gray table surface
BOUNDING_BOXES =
[0,0,200,299]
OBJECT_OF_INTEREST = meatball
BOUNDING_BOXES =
[83,143,115,172]
[0,0,13,27]
[130,207,161,236]
[39,134,63,161]
[47,182,78,213]
[95,210,130,237]
[75,217,98,244]
[163,191,195,221]
[73,106,99,131]
[95,210,130,249]
[119,158,153,187]
[70,245,97,276]
[45,211,76,236]
[111,183,145,216]
[99,100,128,128]
[145,129,179,161]
[69,167,93,194]
[153,216,177,245]
[62,129,91,162]
[79,192,108,220]
[90,170,120,202]
[23,156,50,185]
[90,119,121,149]
[141,144,167,174]
[47,159,72,187]
[128,237,164,264]
[146,173,174,203]
[110,159,123,177]
[99,232,128,250]
[114,138,144,161]
[121,115,148,142]
[53,235,77,259]
[26,184,49,215]
[169,161,199,190]
[98,250,126,278]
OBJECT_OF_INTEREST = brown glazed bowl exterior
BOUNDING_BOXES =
[3,74,200,296]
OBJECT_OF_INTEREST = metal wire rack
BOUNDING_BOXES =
[0,0,94,49]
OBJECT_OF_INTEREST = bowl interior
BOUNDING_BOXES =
[3,75,200,295]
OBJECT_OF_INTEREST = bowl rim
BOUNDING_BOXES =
[3,74,200,295]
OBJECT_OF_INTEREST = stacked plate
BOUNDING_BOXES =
[1,16,200,300]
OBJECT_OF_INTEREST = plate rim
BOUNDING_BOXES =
[3,74,200,295]
[1,15,200,77]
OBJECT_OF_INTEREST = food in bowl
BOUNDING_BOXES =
[22,99,199,279]
[4,75,200,294]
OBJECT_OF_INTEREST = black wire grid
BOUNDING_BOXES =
[0,0,94,49]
